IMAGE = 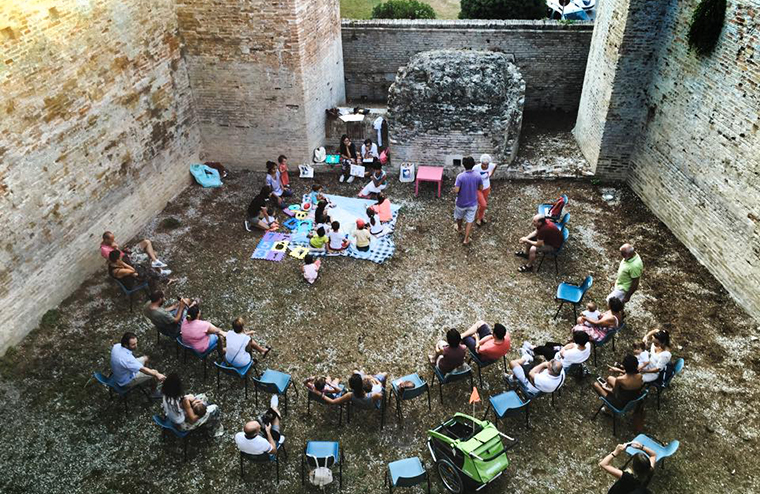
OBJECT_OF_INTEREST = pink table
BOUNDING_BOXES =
[415,166,444,198]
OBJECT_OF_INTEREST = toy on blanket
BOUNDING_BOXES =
[289,246,310,260]
[252,232,291,262]
[283,217,299,230]
[295,211,309,220]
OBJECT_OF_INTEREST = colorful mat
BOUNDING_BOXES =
[251,232,291,262]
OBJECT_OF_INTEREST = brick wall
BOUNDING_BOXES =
[0,0,200,353]
[627,0,760,318]
[341,19,593,111]
[176,0,345,169]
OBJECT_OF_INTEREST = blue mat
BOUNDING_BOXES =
[290,194,401,264]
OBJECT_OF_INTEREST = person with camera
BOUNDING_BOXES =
[234,396,283,455]
[600,440,657,493]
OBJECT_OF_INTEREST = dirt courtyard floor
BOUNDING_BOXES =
[2,150,760,492]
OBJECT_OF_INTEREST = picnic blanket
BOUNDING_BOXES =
[289,194,401,264]
[251,232,291,262]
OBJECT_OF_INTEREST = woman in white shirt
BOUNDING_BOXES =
[223,317,271,368]
[475,154,498,226]
[640,329,672,383]
[361,138,380,161]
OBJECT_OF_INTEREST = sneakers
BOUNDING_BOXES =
[244,220,252,232]
[518,348,534,364]
[503,373,517,387]
[347,176,355,183]
[270,395,279,409]
[521,341,535,357]
[339,175,345,183]
[151,259,168,268]
[159,269,172,277]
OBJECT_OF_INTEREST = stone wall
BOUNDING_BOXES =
[176,0,345,169]
[0,0,200,353]
[627,0,760,318]
[341,19,593,111]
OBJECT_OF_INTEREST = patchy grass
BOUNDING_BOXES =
[1,116,759,493]
[341,0,461,19]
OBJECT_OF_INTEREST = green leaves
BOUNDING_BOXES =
[371,0,437,19]
[459,0,547,20]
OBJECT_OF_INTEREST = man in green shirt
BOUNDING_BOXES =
[608,243,643,304]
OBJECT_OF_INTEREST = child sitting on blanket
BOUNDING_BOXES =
[366,207,385,237]
[309,226,328,253]
[309,184,333,208]
[353,219,371,252]
[260,206,279,231]
[371,193,392,223]
[302,254,321,284]
[327,221,349,252]
[314,200,332,226]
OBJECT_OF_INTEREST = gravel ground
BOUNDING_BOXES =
[1,119,759,494]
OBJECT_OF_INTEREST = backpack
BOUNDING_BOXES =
[548,196,565,218]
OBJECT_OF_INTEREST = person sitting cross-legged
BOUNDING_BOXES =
[520,331,591,371]
[515,214,563,273]
[505,357,565,396]
[235,396,284,455]
[222,317,271,368]
[461,320,511,362]
[428,328,466,374]
[144,290,195,338]
[110,332,165,398]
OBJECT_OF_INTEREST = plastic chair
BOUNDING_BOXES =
[111,276,149,312]
[153,415,193,461]
[556,212,570,231]
[484,390,531,429]
[430,365,473,403]
[647,358,684,410]
[215,359,254,399]
[347,387,386,430]
[93,371,149,415]
[306,384,345,426]
[592,322,626,366]
[240,436,286,481]
[554,275,593,320]
[624,434,679,468]
[468,348,508,388]
[386,457,430,494]
[389,373,431,421]
[537,227,569,274]
[253,367,298,416]
[537,194,568,218]
[301,441,343,490]
[592,389,648,436]
[176,335,217,381]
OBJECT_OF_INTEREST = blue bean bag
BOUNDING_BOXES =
[190,164,223,188]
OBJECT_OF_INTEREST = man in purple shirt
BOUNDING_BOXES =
[454,156,483,245]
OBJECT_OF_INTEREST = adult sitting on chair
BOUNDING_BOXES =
[428,329,466,374]
[161,373,221,434]
[505,357,565,396]
[600,441,657,494]
[461,320,511,362]
[304,375,343,398]
[516,214,563,273]
[573,297,625,343]
[222,317,271,367]
[100,231,169,273]
[235,396,283,455]
[180,306,224,354]
[521,331,591,370]
[108,249,147,290]
[111,332,165,398]
[640,329,672,384]
[319,372,387,409]
[594,354,644,410]
[144,290,194,338]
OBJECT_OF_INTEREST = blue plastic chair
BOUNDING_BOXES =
[648,358,685,410]
[431,365,473,403]
[624,434,680,468]
[306,384,346,426]
[592,388,648,436]
[386,457,430,494]
[93,371,148,415]
[556,212,570,231]
[176,335,218,380]
[253,368,298,416]
[537,227,569,274]
[347,386,387,430]
[153,415,193,461]
[468,347,508,388]
[240,436,286,481]
[389,373,431,421]
[554,275,593,320]
[215,359,254,399]
[537,194,568,218]
[301,441,343,490]
[592,322,626,366]
[111,276,149,312]
[485,390,531,429]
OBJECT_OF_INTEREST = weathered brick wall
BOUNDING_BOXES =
[0,0,200,353]
[341,19,593,111]
[627,0,760,318]
[176,0,345,169]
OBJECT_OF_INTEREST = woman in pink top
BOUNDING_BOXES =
[371,193,392,222]
[180,306,224,353]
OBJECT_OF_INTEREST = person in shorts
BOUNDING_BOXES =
[100,231,169,274]
[453,156,483,246]
[607,243,644,304]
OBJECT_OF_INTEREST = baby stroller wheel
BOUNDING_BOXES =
[437,459,464,493]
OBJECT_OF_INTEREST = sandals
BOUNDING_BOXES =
[518,264,533,273]
[514,251,528,259]
[262,346,272,358]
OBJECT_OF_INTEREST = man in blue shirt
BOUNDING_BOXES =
[110,332,165,397]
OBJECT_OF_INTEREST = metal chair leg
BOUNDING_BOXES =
[554,302,564,320]
[477,365,483,388]
[240,454,244,478]
[427,386,431,410]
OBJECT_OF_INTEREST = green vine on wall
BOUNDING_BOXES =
[687,0,727,57]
